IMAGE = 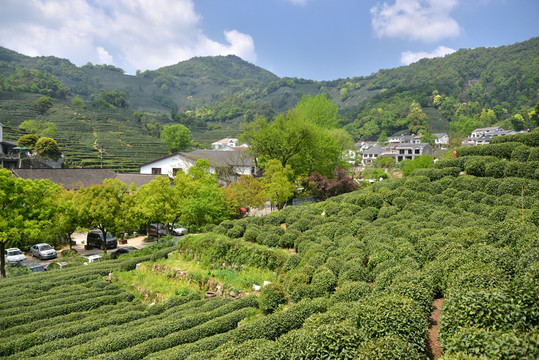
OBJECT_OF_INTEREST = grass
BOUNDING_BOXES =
[113,250,280,302]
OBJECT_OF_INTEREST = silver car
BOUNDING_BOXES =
[4,248,26,265]
[30,243,57,260]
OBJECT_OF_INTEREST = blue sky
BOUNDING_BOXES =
[0,0,537,81]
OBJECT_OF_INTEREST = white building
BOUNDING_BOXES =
[211,138,239,150]
[140,149,256,184]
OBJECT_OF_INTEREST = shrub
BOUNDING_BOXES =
[511,144,531,162]
[456,142,522,159]
[226,225,244,239]
[442,327,539,360]
[332,281,372,303]
[310,268,337,297]
[504,161,539,179]
[528,147,539,161]
[355,335,425,360]
[259,283,287,313]
[243,226,259,243]
[490,128,539,147]
[356,294,428,351]
[286,271,312,303]
[465,159,486,177]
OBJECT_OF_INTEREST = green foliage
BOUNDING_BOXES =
[511,144,531,162]
[356,294,428,351]
[457,142,522,159]
[400,155,434,176]
[91,90,129,109]
[332,281,372,303]
[34,136,61,159]
[17,133,39,148]
[33,95,53,115]
[161,124,192,152]
[355,335,426,360]
[259,283,287,313]
[19,118,58,138]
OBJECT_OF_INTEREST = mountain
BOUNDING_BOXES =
[0,37,537,171]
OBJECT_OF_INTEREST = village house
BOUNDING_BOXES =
[0,122,18,169]
[139,149,256,185]
[433,133,450,147]
[394,143,433,162]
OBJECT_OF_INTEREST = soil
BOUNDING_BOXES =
[427,298,444,360]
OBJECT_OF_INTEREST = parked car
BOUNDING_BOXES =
[4,248,26,265]
[148,223,168,238]
[30,243,57,260]
[110,246,138,259]
[86,230,117,250]
[168,223,187,236]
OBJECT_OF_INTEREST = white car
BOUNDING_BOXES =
[168,223,187,236]
[4,248,26,265]
[30,243,57,260]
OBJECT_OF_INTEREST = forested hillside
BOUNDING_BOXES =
[0,37,537,171]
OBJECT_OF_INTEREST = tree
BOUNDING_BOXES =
[74,179,127,255]
[35,137,61,159]
[33,96,53,115]
[71,96,85,108]
[405,101,428,134]
[373,156,396,168]
[242,111,345,177]
[17,134,39,148]
[294,94,338,128]
[306,167,358,201]
[223,175,266,212]
[0,169,59,278]
[261,159,295,210]
[19,119,58,138]
[51,188,80,250]
[176,160,230,229]
[130,176,177,237]
[161,124,192,153]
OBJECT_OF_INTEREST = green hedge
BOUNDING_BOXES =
[442,327,538,359]
[456,142,523,159]
[490,128,539,147]
[178,233,288,271]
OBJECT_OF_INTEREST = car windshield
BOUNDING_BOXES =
[7,250,23,256]
[40,244,53,251]
[106,232,114,239]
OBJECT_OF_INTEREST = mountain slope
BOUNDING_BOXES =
[0,37,537,171]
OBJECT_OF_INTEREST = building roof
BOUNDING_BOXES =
[180,149,254,167]
[395,143,432,149]
[212,138,238,145]
[472,126,505,132]
[11,168,161,189]
[140,149,254,168]
[363,145,386,155]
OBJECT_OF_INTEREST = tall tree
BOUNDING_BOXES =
[294,94,339,128]
[130,176,177,236]
[51,187,79,250]
[33,96,53,115]
[74,179,127,254]
[261,159,295,210]
[223,175,266,212]
[161,124,192,153]
[0,169,59,278]
[35,137,61,159]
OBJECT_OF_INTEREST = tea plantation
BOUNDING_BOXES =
[1,167,538,358]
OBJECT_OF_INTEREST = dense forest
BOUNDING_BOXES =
[0,37,537,171]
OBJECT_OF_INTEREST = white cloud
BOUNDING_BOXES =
[96,47,113,65]
[401,46,456,65]
[0,0,256,74]
[371,0,461,42]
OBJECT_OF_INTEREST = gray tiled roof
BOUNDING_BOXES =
[11,168,161,189]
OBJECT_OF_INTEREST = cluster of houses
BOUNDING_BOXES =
[356,132,448,167]
[0,118,530,188]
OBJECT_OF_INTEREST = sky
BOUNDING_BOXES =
[0,0,537,81]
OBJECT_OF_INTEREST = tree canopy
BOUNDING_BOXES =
[161,124,192,153]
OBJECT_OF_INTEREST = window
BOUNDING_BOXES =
[250,166,255,175]
[415,149,420,154]
[408,150,412,154]
[151,168,161,175]
[172,168,181,176]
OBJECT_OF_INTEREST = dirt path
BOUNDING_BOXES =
[427,298,444,360]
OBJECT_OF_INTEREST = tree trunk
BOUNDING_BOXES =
[0,241,6,279]
[99,227,108,255]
